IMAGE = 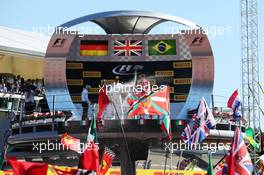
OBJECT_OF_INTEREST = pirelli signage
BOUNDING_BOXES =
[71,96,81,102]
[83,71,101,78]
[173,61,192,68]
[89,87,99,94]
[170,87,174,94]
[66,60,192,103]
[101,79,115,85]
[174,94,188,102]
[66,63,83,69]
[67,79,83,86]
[174,78,192,85]
[155,70,174,77]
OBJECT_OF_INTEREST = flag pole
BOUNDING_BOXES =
[163,150,168,175]
[169,112,172,174]
[170,142,172,174]
[177,150,183,170]
[109,92,133,173]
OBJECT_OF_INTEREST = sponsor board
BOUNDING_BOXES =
[173,61,192,69]
[155,70,174,77]
[66,63,83,69]
[67,79,83,86]
[170,87,174,93]
[174,94,188,102]
[106,169,206,175]
[101,79,116,85]
[89,87,100,94]
[83,71,101,78]
[66,61,192,103]
[0,168,206,175]
[71,96,81,102]
[174,78,192,85]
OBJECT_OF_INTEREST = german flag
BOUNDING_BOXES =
[80,40,108,56]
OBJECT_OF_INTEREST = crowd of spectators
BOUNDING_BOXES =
[0,74,45,96]
[0,74,48,114]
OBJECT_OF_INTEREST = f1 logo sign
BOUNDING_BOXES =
[191,37,204,46]
[52,38,66,47]
[112,65,144,75]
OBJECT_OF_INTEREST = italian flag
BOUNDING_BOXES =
[160,115,171,140]
[175,120,186,126]
[78,118,100,174]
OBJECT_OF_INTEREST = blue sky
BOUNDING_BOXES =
[1,0,263,108]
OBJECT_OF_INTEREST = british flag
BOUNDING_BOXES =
[222,128,253,175]
[181,98,216,145]
[113,40,143,56]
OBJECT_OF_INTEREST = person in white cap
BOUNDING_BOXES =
[81,85,91,121]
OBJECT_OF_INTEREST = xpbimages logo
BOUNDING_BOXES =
[32,140,99,153]
[163,141,231,153]
[98,83,167,94]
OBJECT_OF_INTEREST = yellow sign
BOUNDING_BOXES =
[155,70,174,77]
[1,167,206,175]
[170,87,174,93]
[83,71,101,78]
[174,94,188,102]
[101,79,115,85]
[89,87,100,94]
[106,168,206,175]
[71,96,81,102]
[173,61,192,69]
[67,79,83,86]
[174,78,192,85]
[66,63,83,69]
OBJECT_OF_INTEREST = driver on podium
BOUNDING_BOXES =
[135,74,151,97]
[81,84,91,121]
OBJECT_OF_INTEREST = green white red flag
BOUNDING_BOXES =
[78,117,100,174]
[160,115,171,140]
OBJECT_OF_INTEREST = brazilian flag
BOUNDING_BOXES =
[148,40,176,56]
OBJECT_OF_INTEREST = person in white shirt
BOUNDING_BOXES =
[24,90,35,115]
[81,85,91,121]
[0,83,8,93]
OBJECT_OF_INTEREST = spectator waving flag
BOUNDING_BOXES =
[181,98,216,145]
[227,89,242,121]
[222,128,253,175]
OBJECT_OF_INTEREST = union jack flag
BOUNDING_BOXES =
[222,128,253,175]
[113,40,143,56]
[181,98,216,145]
